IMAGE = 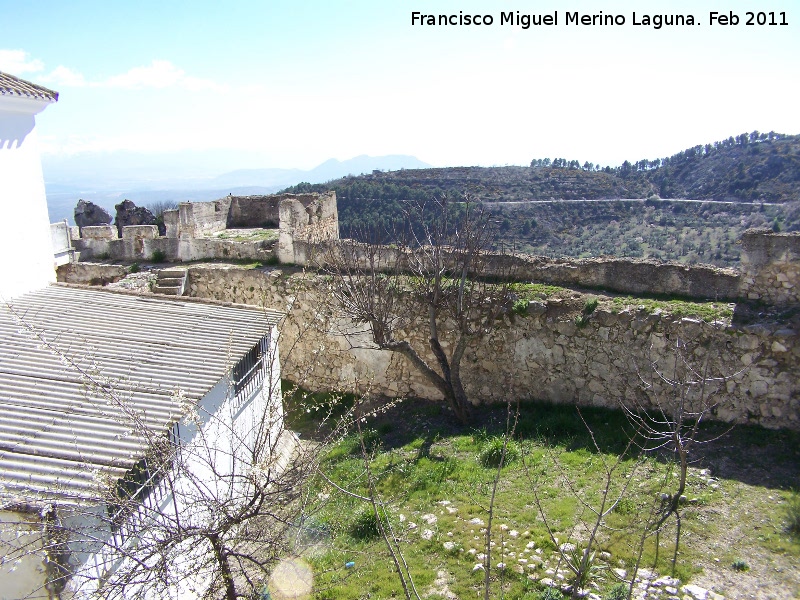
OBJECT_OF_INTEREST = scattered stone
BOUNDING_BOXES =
[526,541,536,549]
[469,517,485,526]
[509,529,520,538]
[560,542,577,553]
[599,551,612,561]
[496,562,506,570]
[638,568,656,580]
[74,199,112,228]
[681,584,710,600]
[115,199,157,236]
[422,513,437,525]
[472,563,484,572]
[408,522,417,530]
[443,541,455,551]
[613,568,628,580]
[421,529,434,540]
[539,578,556,587]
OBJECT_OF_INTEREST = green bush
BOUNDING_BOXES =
[583,297,599,315]
[539,587,564,600]
[731,559,750,572]
[129,262,140,274]
[352,428,381,454]
[151,250,167,263]
[349,507,381,541]
[604,582,628,600]
[512,298,529,316]
[479,436,520,468]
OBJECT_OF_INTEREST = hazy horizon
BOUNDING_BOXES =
[2,0,797,178]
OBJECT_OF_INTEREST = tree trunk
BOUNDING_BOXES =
[209,534,237,600]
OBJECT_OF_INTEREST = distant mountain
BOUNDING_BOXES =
[283,133,800,205]
[44,154,431,224]
[209,155,431,189]
[280,132,800,267]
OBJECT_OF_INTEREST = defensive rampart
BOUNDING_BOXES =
[182,265,799,431]
[71,192,338,263]
[739,228,800,306]
[58,228,799,430]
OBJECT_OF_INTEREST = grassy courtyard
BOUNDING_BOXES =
[285,395,800,599]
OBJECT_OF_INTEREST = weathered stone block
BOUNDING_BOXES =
[81,225,117,240]
[122,225,159,240]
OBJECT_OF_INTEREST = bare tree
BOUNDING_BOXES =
[623,325,747,582]
[323,195,515,424]
[523,409,645,599]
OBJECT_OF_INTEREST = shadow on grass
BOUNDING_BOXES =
[284,384,800,491]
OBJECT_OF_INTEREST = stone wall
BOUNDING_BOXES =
[227,195,281,228]
[57,262,129,285]
[185,266,799,431]
[166,199,231,239]
[739,229,800,305]
[301,242,740,300]
[277,193,339,264]
[70,192,337,265]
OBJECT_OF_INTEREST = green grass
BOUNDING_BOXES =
[611,296,734,321]
[510,282,570,300]
[213,228,279,242]
[291,399,800,599]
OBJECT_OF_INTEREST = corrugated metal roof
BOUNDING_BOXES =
[0,71,59,102]
[0,285,283,505]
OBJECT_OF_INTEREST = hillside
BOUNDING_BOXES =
[645,132,800,201]
[282,132,800,267]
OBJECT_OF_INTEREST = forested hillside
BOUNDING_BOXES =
[282,132,800,267]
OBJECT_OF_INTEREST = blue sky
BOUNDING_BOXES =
[2,0,798,173]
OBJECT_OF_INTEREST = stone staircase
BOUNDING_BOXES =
[153,268,187,296]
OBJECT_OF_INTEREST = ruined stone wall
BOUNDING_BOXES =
[300,241,740,300]
[226,195,282,228]
[277,192,339,264]
[57,262,129,285]
[185,266,799,431]
[174,199,232,238]
[739,229,800,305]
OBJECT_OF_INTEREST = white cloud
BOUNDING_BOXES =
[8,56,227,93]
[40,65,87,87]
[0,49,44,75]
[103,60,227,92]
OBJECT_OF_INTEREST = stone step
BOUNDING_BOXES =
[154,268,187,297]
[157,277,184,286]
[158,269,187,278]
[153,285,183,295]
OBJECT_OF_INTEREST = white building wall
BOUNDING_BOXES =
[0,509,48,600]
[0,96,57,300]
[71,326,287,598]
